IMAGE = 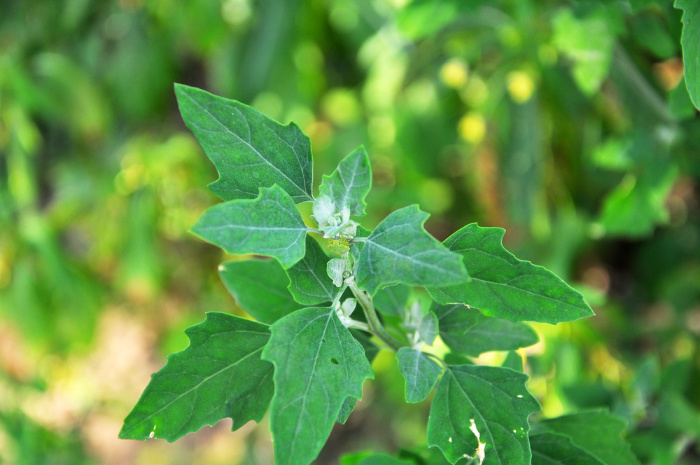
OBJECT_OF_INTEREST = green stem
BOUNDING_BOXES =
[348,280,402,351]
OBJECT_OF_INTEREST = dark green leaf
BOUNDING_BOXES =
[374,284,411,316]
[319,146,372,216]
[219,259,301,324]
[428,224,593,324]
[397,347,442,403]
[175,84,313,202]
[539,410,641,465]
[675,0,700,109]
[119,313,273,442]
[530,433,604,465]
[434,304,539,356]
[262,307,374,465]
[286,235,336,305]
[191,185,308,268]
[502,352,524,372]
[356,206,469,295]
[427,365,540,464]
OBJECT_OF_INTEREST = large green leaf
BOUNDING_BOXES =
[530,433,604,465]
[337,330,381,425]
[262,307,374,465]
[427,365,540,464]
[434,304,539,356]
[319,146,372,216]
[119,313,273,442]
[539,411,641,465]
[356,206,469,295]
[428,224,593,324]
[219,259,302,324]
[191,185,308,268]
[175,84,313,202]
[397,347,443,403]
[286,235,337,305]
[675,0,700,109]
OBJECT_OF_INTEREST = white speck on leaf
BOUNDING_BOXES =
[517,394,523,398]
[149,425,156,439]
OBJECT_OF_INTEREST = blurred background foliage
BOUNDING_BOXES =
[0,0,699,463]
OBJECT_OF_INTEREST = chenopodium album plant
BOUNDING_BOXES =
[120,85,641,465]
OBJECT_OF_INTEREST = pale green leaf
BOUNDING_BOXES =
[191,185,308,268]
[219,259,301,324]
[427,365,540,464]
[119,313,273,442]
[419,312,439,346]
[319,146,372,216]
[286,236,336,305]
[374,284,411,316]
[397,347,442,403]
[434,304,539,356]
[428,224,593,324]
[530,433,604,465]
[262,307,374,465]
[552,8,616,95]
[356,206,469,295]
[175,84,313,202]
[675,0,700,109]
[539,410,641,465]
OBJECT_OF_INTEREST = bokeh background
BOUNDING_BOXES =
[1,0,700,464]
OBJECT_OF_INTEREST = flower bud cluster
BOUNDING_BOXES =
[312,195,358,239]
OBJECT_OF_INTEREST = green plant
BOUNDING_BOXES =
[119,84,641,465]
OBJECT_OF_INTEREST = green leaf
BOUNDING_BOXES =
[174,84,313,202]
[337,330,380,425]
[119,313,273,442]
[502,352,524,372]
[219,259,302,324]
[356,206,469,295]
[286,235,337,305]
[419,312,439,346]
[539,410,641,465]
[191,185,308,268]
[675,0,700,109]
[434,304,539,357]
[427,365,540,464]
[530,433,604,465]
[552,7,616,95]
[374,284,411,316]
[341,452,414,465]
[262,307,374,465]
[397,347,443,403]
[319,146,372,216]
[428,224,593,324]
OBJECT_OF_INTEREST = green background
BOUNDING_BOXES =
[1,0,699,463]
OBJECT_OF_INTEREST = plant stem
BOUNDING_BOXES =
[348,280,402,351]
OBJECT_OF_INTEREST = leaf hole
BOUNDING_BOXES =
[331,358,339,365]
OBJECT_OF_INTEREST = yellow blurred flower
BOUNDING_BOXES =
[458,112,486,144]
[506,71,536,104]
[440,59,469,89]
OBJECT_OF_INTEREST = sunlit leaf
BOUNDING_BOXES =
[262,307,374,465]
[175,84,313,202]
[356,206,469,295]
[428,224,593,324]
[191,185,308,268]
[119,313,273,442]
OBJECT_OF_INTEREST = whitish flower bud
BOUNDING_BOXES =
[313,195,336,227]
[327,258,346,287]
[341,298,357,318]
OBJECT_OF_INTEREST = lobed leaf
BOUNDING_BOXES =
[356,206,469,295]
[191,185,308,268]
[119,313,273,442]
[286,235,337,305]
[434,304,539,356]
[427,365,540,464]
[428,224,593,324]
[675,0,700,109]
[319,146,372,216]
[262,307,374,465]
[397,347,443,403]
[175,84,313,202]
[219,259,302,324]
[538,410,641,465]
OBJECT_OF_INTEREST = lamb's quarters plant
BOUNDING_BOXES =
[120,84,641,465]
